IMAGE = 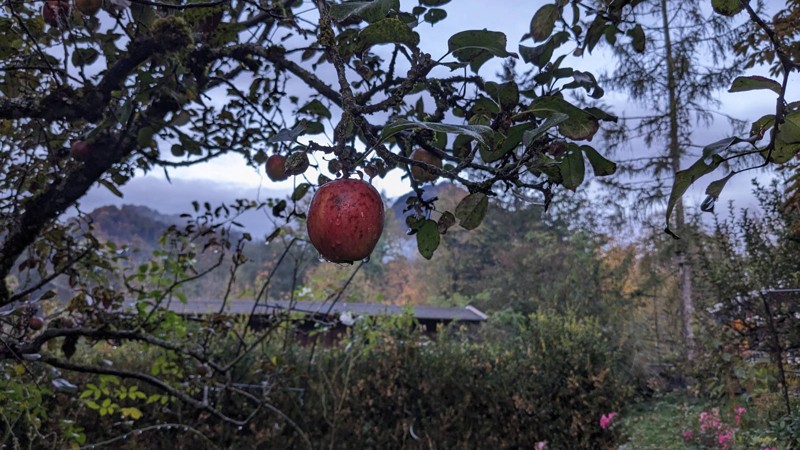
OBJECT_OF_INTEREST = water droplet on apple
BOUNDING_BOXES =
[361,256,371,263]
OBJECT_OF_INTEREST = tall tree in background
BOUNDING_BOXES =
[593,0,746,362]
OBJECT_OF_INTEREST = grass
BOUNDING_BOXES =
[618,394,710,450]
[617,393,786,450]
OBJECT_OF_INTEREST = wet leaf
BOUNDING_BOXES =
[416,219,439,260]
[530,4,558,42]
[357,18,420,52]
[455,193,488,230]
[729,75,781,94]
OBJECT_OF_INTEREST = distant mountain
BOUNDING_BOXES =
[388,183,469,233]
[85,204,180,251]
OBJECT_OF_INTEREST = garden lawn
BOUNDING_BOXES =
[619,394,743,450]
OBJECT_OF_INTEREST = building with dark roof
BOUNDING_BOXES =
[169,299,488,344]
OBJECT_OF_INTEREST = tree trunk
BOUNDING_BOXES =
[660,0,696,363]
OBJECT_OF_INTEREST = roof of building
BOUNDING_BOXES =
[167,299,488,322]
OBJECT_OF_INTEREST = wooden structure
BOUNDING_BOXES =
[168,299,488,345]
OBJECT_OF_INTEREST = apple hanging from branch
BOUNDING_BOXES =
[306,179,384,263]
[265,154,288,181]
[42,0,70,28]
[409,148,442,183]
[75,0,102,16]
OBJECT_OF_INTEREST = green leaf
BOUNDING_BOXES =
[582,146,616,176]
[769,139,800,164]
[329,0,400,23]
[701,136,745,158]
[298,99,331,119]
[137,127,155,147]
[768,115,800,163]
[711,0,744,16]
[121,407,143,420]
[480,122,535,163]
[559,145,585,190]
[420,0,450,5]
[98,179,123,198]
[71,48,100,67]
[423,8,447,24]
[455,193,488,230]
[750,114,775,137]
[528,97,599,141]
[728,75,781,94]
[519,32,568,68]
[131,2,157,27]
[484,81,519,111]
[778,110,800,143]
[522,113,569,147]
[530,4,559,42]
[584,16,606,53]
[416,219,440,260]
[267,122,307,143]
[701,172,735,212]
[452,134,473,158]
[665,154,725,238]
[447,30,518,73]
[627,24,645,53]
[437,211,456,234]
[291,183,311,201]
[357,18,420,51]
[380,120,494,148]
[519,43,551,68]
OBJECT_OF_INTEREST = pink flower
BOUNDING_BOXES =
[534,441,548,450]
[681,429,694,441]
[599,412,618,430]
[718,432,733,449]
[734,406,746,426]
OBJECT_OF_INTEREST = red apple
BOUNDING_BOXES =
[409,148,442,183]
[306,179,384,263]
[74,0,102,16]
[70,140,92,161]
[29,315,45,331]
[43,0,70,28]
[266,154,288,181]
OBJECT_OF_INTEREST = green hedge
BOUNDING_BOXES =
[257,312,634,449]
[6,312,634,449]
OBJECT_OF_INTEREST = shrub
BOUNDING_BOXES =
[258,312,635,449]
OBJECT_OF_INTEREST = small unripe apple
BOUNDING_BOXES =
[195,363,209,376]
[409,148,442,183]
[70,140,92,161]
[43,0,70,28]
[29,315,45,331]
[306,179,384,263]
[266,154,288,181]
[75,0,102,16]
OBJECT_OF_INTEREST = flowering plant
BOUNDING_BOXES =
[681,407,748,449]
[600,412,619,430]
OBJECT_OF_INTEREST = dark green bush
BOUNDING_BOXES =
[257,312,635,449]
[9,312,634,449]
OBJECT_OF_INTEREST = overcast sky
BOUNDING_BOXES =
[76,0,799,235]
